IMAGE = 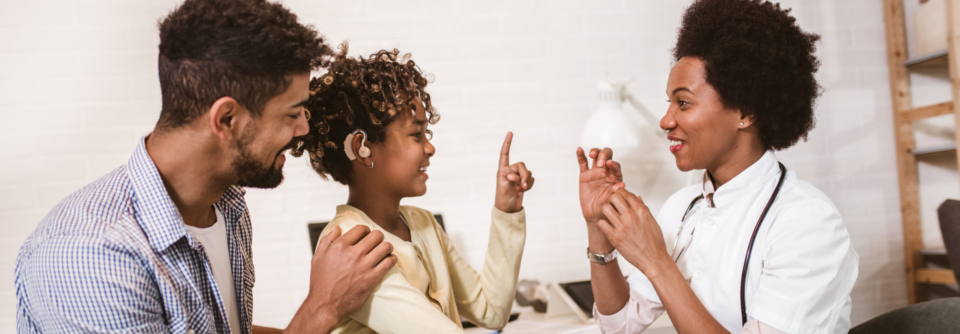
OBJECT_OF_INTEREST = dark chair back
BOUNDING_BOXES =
[937,199,960,283]
[308,214,445,254]
[848,297,960,334]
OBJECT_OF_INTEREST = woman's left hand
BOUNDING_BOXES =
[494,132,534,213]
[598,188,671,277]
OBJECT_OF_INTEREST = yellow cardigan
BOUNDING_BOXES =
[319,205,526,334]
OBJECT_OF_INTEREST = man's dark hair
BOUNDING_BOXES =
[674,0,821,150]
[157,0,333,129]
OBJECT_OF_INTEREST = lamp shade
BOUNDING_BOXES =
[580,81,641,153]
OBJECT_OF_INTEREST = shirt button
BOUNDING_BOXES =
[695,270,704,279]
[705,218,714,226]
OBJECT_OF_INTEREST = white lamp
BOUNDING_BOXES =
[581,80,663,156]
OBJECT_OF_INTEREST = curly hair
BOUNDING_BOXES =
[291,43,439,185]
[156,0,334,129]
[674,0,821,150]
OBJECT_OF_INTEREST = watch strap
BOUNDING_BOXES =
[587,247,618,264]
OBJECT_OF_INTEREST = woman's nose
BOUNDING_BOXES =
[660,108,677,131]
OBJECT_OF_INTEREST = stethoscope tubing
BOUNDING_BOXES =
[676,162,787,326]
[739,162,787,324]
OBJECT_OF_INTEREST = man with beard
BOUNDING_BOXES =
[14,1,397,333]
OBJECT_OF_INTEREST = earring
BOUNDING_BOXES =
[367,161,374,169]
[740,122,744,127]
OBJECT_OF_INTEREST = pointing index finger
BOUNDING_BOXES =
[499,131,513,167]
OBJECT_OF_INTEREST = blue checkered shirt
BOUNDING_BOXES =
[15,137,255,334]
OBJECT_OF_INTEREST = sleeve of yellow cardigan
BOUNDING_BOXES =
[320,218,466,334]
[443,207,526,329]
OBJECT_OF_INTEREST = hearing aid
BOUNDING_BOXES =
[344,129,371,160]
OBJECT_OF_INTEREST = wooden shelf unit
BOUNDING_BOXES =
[883,0,960,304]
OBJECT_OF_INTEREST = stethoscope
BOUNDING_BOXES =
[673,162,787,325]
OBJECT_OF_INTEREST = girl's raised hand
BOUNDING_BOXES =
[495,132,534,213]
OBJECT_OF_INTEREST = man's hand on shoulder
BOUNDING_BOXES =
[283,225,397,334]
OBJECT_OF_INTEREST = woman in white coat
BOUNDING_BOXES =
[577,0,858,333]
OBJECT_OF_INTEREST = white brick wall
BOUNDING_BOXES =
[0,0,908,330]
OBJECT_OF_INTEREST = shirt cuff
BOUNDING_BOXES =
[592,287,664,334]
[491,206,525,226]
[594,302,628,334]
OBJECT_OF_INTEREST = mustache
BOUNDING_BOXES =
[276,139,300,158]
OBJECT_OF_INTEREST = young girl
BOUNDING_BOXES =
[292,44,534,333]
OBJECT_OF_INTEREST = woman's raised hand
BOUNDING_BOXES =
[495,132,534,213]
[577,147,624,224]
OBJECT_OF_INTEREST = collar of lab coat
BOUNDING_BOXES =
[703,150,779,208]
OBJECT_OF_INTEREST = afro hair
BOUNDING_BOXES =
[674,0,822,150]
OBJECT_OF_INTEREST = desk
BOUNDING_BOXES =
[464,307,677,334]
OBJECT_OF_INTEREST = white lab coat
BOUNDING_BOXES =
[594,151,858,334]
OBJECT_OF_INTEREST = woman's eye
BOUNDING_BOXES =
[678,100,688,107]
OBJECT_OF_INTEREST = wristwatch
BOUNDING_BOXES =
[587,248,618,264]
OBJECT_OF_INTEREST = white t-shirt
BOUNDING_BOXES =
[185,207,241,334]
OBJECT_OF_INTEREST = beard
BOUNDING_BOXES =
[231,126,291,189]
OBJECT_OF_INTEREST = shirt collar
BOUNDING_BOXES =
[702,150,780,208]
[127,135,247,252]
[701,171,717,208]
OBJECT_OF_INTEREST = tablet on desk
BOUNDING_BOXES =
[558,280,594,318]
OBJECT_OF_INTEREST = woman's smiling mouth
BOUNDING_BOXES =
[669,138,685,153]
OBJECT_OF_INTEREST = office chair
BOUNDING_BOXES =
[848,297,960,334]
[937,199,960,283]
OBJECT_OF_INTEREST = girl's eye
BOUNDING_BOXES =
[412,132,422,142]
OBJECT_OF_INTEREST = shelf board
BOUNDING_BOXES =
[912,144,957,156]
[902,101,954,122]
[920,248,948,256]
[905,50,949,67]
[916,268,958,285]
